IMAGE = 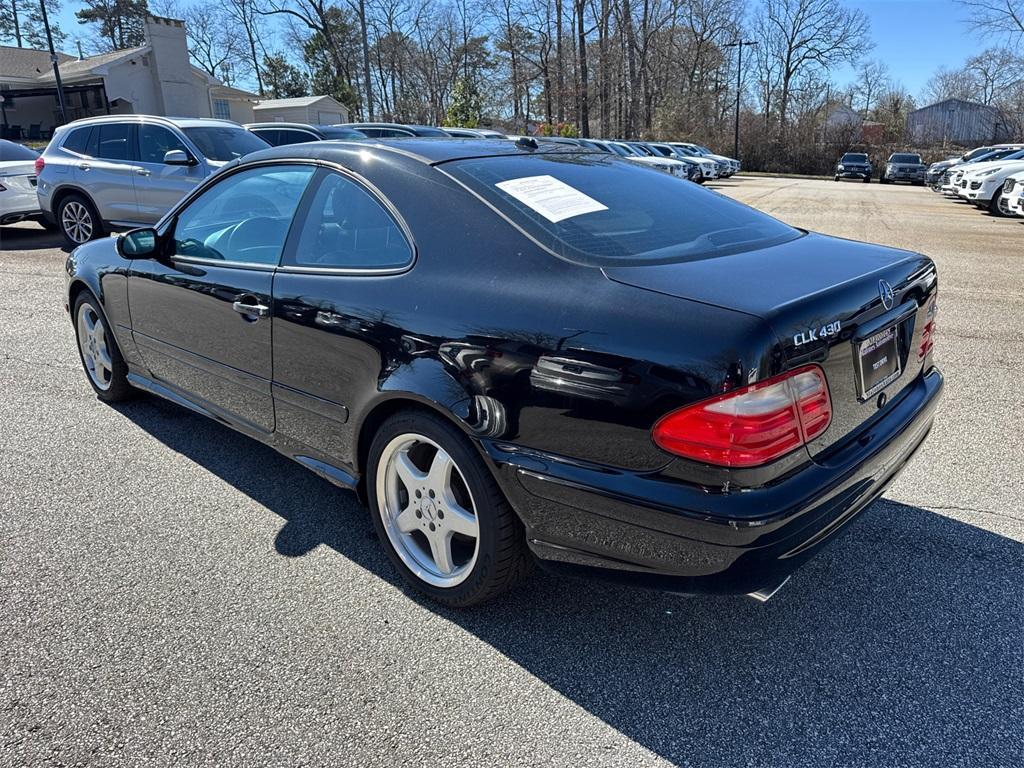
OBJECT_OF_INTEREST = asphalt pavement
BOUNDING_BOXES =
[1,177,1021,767]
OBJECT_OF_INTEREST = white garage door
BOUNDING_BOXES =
[318,111,342,125]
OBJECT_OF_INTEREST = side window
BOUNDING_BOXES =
[252,129,280,146]
[172,165,315,266]
[138,124,190,164]
[287,171,412,270]
[96,123,133,161]
[62,127,92,156]
[358,128,382,137]
[278,129,318,145]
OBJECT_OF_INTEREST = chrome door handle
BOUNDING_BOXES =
[78,163,91,171]
[232,299,270,318]
[135,168,151,176]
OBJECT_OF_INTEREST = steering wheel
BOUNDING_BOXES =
[226,217,283,258]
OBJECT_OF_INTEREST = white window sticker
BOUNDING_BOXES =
[495,175,608,223]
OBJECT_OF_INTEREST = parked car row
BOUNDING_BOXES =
[928,143,1024,217]
[833,151,928,185]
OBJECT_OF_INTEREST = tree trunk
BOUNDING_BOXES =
[556,0,564,123]
[576,0,589,136]
[358,0,373,120]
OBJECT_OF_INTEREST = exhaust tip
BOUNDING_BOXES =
[746,575,791,603]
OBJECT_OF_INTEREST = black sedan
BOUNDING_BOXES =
[64,139,942,606]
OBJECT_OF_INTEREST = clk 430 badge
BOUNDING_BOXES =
[793,320,841,347]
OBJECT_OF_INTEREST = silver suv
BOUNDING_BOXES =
[37,115,269,245]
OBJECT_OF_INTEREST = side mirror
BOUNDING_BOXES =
[118,227,158,258]
[163,149,195,166]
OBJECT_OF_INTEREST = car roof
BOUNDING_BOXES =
[58,114,241,130]
[338,122,448,135]
[241,137,598,166]
[245,122,323,132]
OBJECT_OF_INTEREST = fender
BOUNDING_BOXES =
[47,183,103,222]
[65,240,145,371]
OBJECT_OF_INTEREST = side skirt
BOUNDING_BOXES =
[125,371,361,494]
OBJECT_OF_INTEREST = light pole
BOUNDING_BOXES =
[38,0,68,124]
[723,39,757,161]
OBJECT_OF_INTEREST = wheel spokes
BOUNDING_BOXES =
[395,506,419,534]
[394,451,426,490]
[427,531,454,574]
[426,448,454,492]
[444,500,478,538]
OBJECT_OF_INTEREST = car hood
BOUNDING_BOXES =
[963,159,1024,178]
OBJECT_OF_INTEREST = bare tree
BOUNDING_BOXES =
[922,65,981,103]
[225,0,270,96]
[758,0,871,130]
[853,58,890,113]
[185,5,245,81]
[965,47,1023,104]
[956,0,1024,46]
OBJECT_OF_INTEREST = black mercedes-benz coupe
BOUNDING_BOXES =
[64,138,942,606]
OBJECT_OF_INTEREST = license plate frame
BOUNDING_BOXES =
[855,323,903,400]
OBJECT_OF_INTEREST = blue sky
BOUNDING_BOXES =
[51,0,982,100]
[831,0,981,97]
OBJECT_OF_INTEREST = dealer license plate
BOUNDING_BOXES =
[856,324,902,399]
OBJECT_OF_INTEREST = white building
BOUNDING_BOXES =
[1,16,259,140]
[252,95,350,126]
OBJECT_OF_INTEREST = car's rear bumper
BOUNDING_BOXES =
[484,367,943,596]
[0,207,43,225]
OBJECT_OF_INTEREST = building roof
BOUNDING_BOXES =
[909,97,998,115]
[254,95,345,110]
[36,46,151,84]
[0,45,75,83]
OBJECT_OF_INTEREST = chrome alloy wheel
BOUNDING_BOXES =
[62,201,93,243]
[77,303,113,391]
[376,433,481,588]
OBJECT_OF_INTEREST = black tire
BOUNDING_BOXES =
[988,193,1004,216]
[834,175,840,182]
[72,291,134,403]
[863,176,871,183]
[879,177,888,185]
[39,218,60,232]
[58,193,105,247]
[367,409,532,607]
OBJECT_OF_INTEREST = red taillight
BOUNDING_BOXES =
[918,320,935,359]
[919,292,937,360]
[652,365,832,467]
[34,156,45,174]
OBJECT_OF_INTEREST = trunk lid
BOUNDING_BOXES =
[603,232,938,459]
[0,161,37,193]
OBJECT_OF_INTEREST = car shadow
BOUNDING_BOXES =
[113,395,1022,768]
[0,223,68,252]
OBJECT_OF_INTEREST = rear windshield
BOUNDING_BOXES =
[321,127,366,139]
[890,153,922,163]
[842,153,869,162]
[184,126,269,161]
[0,140,38,161]
[445,154,800,266]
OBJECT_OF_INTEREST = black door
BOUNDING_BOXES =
[271,168,415,465]
[129,164,316,434]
